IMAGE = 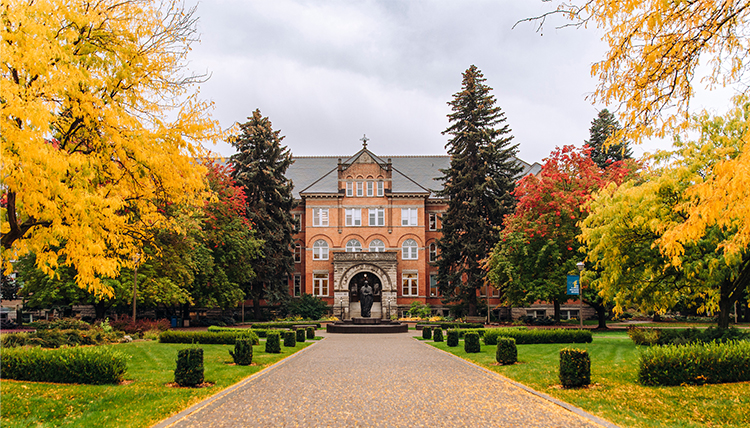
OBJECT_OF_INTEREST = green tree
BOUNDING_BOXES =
[436,65,522,316]
[586,109,632,169]
[230,110,296,320]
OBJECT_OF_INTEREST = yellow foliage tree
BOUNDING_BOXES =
[1,0,221,297]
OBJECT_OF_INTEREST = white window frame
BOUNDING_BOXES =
[369,239,385,252]
[313,240,329,260]
[312,208,329,227]
[294,244,302,263]
[429,243,437,262]
[429,274,439,297]
[356,181,364,197]
[346,181,353,197]
[369,208,385,226]
[428,213,437,231]
[402,239,418,260]
[366,181,374,197]
[293,214,301,232]
[293,274,301,297]
[345,208,361,226]
[401,208,418,226]
[346,239,362,252]
[313,273,329,296]
[377,180,384,196]
[402,273,418,296]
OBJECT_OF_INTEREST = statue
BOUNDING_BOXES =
[360,274,374,317]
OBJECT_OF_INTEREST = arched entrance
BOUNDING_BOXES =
[333,252,398,319]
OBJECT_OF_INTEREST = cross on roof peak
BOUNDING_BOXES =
[360,134,369,148]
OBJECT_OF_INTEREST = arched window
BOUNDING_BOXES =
[402,239,418,260]
[346,239,362,252]
[313,240,329,260]
[369,239,385,252]
[429,243,437,262]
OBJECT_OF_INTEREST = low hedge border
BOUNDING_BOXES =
[159,330,259,345]
[483,328,592,345]
[628,326,749,346]
[207,326,279,338]
[246,321,321,329]
[1,328,122,348]
[638,340,750,386]
[416,322,484,330]
[1,346,126,384]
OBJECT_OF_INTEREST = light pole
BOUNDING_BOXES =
[387,298,391,320]
[132,251,141,320]
[576,261,585,329]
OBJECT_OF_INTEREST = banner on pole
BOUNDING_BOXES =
[566,275,580,295]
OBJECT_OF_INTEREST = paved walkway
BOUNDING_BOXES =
[155,333,613,428]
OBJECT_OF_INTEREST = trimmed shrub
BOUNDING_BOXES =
[249,321,321,329]
[638,340,750,386]
[628,326,749,346]
[416,322,484,330]
[265,332,281,353]
[306,326,315,339]
[447,329,459,347]
[110,317,170,335]
[422,326,432,340]
[1,346,126,384]
[483,328,592,345]
[287,294,329,320]
[559,348,590,388]
[283,331,297,347]
[433,328,444,342]
[160,330,259,345]
[496,337,517,365]
[456,328,486,338]
[229,338,254,366]
[175,348,204,387]
[28,318,91,331]
[464,331,481,353]
[1,327,121,348]
[295,328,306,343]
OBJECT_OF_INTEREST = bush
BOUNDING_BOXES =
[208,326,280,338]
[249,321,322,329]
[407,301,432,319]
[1,327,121,348]
[422,326,432,340]
[496,337,517,365]
[287,294,329,320]
[559,348,590,388]
[159,330,259,345]
[175,348,204,387]
[464,331,481,353]
[638,340,750,386]
[483,328,592,345]
[266,332,281,353]
[1,346,126,384]
[283,331,297,347]
[447,329,459,347]
[628,326,749,346]
[229,338,254,366]
[306,326,315,340]
[417,322,484,330]
[433,328,444,342]
[295,328,306,343]
[110,317,170,335]
[28,318,91,331]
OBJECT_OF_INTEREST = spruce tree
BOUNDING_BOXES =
[436,65,522,316]
[586,109,633,168]
[230,109,296,320]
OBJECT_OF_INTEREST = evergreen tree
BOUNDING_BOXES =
[436,65,522,316]
[230,110,296,320]
[586,109,633,168]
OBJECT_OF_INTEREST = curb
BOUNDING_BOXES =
[151,338,325,428]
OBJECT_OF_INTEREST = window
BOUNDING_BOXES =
[428,213,437,231]
[561,310,580,320]
[377,180,384,196]
[293,274,301,297]
[313,240,329,260]
[345,208,361,226]
[401,208,418,226]
[430,274,439,297]
[429,243,437,262]
[313,208,328,226]
[356,181,363,197]
[366,181,374,197]
[346,239,362,252]
[527,309,546,319]
[313,273,329,296]
[346,181,353,196]
[402,239,418,260]
[294,244,301,263]
[293,214,301,232]
[369,208,385,226]
[369,239,385,252]
[402,273,418,296]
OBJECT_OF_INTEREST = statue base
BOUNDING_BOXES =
[326,318,408,334]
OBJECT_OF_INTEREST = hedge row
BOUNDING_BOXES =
[1,328,122,348]
[207,326,280,337]
[1,346,126,384]
[483,328,592,345]
[628,326,749,346]
[638,340,750,386]
[416,322,484,330]
[159,330,259,345]
[246,321,321,329]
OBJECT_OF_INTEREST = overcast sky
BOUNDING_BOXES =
[184,0,701,164]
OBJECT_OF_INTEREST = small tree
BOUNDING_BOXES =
[175,348,204,387]
[229,338,253,366]
[496,337,517,365]
[265,332,281,353]
[464,331,481,353]
[287,294,328,320]
[559,348,591,388]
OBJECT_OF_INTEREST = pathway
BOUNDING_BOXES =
[154,332,614,428]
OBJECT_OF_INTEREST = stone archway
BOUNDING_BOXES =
[333,252,398,319]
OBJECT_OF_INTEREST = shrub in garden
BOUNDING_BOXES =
[628,326,749,346]
[433,328,444,342]
[559,348,590,388]
[483,328,591,345]
[160,330,259,345]
[1,327,121,348]
[283,331,297,347]
[229,338,254,365]
[496,337,517,365]
[175,348,204,387]
[1,346,126,384]
[464,331,481,353]
[28,318,91,331]
[110,317,170,335]
[248,321,322,329]
[422,326,432,340]
[306,326,315,339]
[295,328,306,343]
[638,340,750,386]
[266,332,281,353]
[416,322,484,330]
[447,329,459,347]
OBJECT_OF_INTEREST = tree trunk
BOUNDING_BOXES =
[253,294,261,320]
[553,300,560,323]
[94,301,110,320]
[595,305,608,329]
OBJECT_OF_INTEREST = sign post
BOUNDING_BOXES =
[567,274,582,328]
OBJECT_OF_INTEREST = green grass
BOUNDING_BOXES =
[0,339,316,428]
[429,332,750,428]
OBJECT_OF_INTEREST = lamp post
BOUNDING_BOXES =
[339,297,344,320]
[576,261,585,329]
[387,298,391,320]
[132,251,141,320]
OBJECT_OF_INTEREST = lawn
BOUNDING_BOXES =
[0,338,317,428]
[429,331,750,428]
